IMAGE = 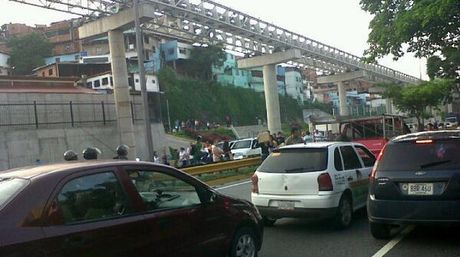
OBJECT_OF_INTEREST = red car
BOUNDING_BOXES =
[0,161,263,257]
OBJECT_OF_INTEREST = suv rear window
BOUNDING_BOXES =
[379,139,460,171]
[0,178,29,209]
[257,148,328,173]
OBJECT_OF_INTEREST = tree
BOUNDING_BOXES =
[184,44,225,80]
[360,0,459,82]
[7,32,53,75]
[383,79,453,131]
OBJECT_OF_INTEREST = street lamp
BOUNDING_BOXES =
[133,0,154,161]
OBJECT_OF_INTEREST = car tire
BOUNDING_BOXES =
[334,195,352,229]
[229,227,258,257]
[262,216,277,226]
[370,221,392,239]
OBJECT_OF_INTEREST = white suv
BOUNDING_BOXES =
[251,142,376,228]
[231,138,261,160]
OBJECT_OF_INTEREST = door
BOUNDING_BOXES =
[123,167,227,257]
[42,170,149,257]
[339,145,366,209]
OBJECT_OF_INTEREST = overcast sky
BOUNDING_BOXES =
[0,0,428,80]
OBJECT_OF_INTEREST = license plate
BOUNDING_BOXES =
[408,183,433,195]
[278,201,295,210]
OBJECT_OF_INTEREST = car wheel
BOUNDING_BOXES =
[230,227,258,257]
[334,195,352,229]
[262,216,277,226]
[370,221,392,239]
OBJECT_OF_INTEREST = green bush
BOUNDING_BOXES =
[158,67,331,127]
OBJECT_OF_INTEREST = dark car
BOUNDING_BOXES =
[367,130,460,239]
[0,161,263,257]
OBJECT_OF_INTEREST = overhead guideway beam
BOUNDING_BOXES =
[15,0,420,84]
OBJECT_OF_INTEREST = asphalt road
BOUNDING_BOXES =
[216,181,460,257]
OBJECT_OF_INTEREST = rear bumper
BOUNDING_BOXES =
[368,196,460,224]
[252,192,341,219]
[256,206,337,219]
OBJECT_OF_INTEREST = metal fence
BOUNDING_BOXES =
[0,101,144,129]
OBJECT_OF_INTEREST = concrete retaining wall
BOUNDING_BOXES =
[0,123,168,171]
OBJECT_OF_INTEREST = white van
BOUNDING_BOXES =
[231,138,261,160]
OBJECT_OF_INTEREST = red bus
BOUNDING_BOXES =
[338,115,411,156]
[312,114,410,156]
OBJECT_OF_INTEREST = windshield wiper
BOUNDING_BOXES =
[420,160,451,169]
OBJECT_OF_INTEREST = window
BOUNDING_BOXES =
[152,46,156,53]
[144,35,149,44]
[48,69,53,76]
[152,79,156,84]
[354,145,376,167]
[232,140,252,149]
[340,146,362,170]
[179,48,187,54]
[334,148,343,171]
[56,172,133,224]
[126,170,201,211]
[0,178,28,210]
[94,80,100,88]
[102,77,109,86]
[86,82,92,88]
[110,77,113,86]
[258,148,328,173]
[135,79,139,83]
[379,139,460,171]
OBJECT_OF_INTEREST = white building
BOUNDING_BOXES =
[0,52,10,75]
[284,68,304,102]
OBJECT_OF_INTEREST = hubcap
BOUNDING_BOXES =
[341,199,352,225]
[235,234,256,257]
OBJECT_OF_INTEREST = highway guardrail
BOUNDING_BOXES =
[182,157,262,176]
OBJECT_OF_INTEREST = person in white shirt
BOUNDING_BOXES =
[178,147,190,167]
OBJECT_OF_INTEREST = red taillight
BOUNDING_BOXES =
[318,173,333,191]
[370,144,387,181]
[251,173,259,194]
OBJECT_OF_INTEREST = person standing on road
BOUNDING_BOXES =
[63,150,78,161]
[82,147,101,160]
[211,140,224,163]
[178,147,190,167]
[113,144,129,160]
[223,139,232,161]
[285,127,304,145]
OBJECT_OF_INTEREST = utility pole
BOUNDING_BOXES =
[134,0,154,161]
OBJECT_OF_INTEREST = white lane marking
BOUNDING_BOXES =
[371,225,415,257]
[216,180,251,190]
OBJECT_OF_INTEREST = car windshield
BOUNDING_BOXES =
[0,177,29,209]
[379,139,460,171]
[232,140,251,149]
[257,148,328,173]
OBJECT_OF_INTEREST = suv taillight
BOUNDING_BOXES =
[318,173,333,191]
[251,173,259,194]
[370,144,387,182]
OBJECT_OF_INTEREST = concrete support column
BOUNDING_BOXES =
[338,81,349,117]
[263,64,281,133]
[108,29,137,159]
[386,98,393,114]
